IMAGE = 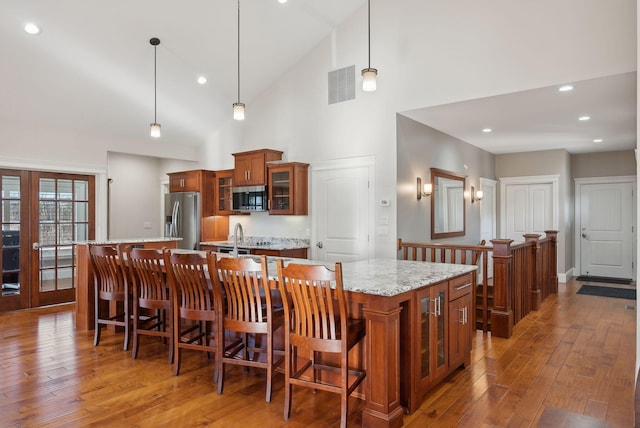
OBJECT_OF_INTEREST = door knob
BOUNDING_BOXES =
[581,233,588,238]
[316,242,323,248]
[32,242,40,250]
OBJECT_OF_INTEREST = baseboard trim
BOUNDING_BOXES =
[558,268,573,284]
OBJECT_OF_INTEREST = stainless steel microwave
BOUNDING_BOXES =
[232,185,268,212]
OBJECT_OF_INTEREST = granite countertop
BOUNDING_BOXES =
[200,238,309,251]
[74,237,182,245]
[339,259,476,296]
[209,254,476,298]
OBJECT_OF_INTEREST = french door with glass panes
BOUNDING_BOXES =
[0,170,95,312]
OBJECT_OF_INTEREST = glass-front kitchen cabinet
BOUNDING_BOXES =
[214,169,234,216]
[267,162,309,215]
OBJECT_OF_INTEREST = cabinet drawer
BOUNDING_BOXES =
[449,273,473,301]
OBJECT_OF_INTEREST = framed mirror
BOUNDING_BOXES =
[430,167,466,239]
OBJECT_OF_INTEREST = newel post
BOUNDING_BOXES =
[545,230,559,293]
[524,234,542,311]
[490,239,514,339]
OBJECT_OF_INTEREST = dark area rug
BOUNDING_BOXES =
[577,284,636,300]
[575,275,632,285]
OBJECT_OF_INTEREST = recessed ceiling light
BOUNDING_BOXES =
[558,85,574,92]
[593,139,603,143]
[197,76,207,85]
[578,116,591,121]
[24,22,41,35]
[278,0,288,3]
[482,128,492,133]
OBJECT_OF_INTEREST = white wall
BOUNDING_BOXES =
[397,115,495,244]
[107,152,164,239]
[635,0,640,384]
[205,0,636,258]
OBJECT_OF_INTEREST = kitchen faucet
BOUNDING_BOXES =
[232,223,244,257]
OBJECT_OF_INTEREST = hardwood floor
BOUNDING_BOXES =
[0,278,634,427]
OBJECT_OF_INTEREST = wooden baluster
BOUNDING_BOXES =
[524,234,542,311]
[545,230,559,294]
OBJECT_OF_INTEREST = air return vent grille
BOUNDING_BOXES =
[328,65,355,105]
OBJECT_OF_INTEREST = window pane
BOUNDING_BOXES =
[75,180,88,200]
[2,226,20,243]
[2,273,20,295]
[58,201,73,222]
[2,176,20,198]
[40,178,56,199]
[39,201,56,222]
[57,267,73,290]
[40,248,55,269]
[58,224,73,245]
[58,246,73,267]
[74,202,88,222]
[58,179,73,200]
[40,269,55,292]
[39,224,56,246]
[2,200,20,223]
[75,223,88,241]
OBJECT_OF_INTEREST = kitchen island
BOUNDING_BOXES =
[74,247,474,427]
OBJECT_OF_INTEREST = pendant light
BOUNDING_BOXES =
[149,37,161,138]
[361,0,377,92]
[233,0,245,120]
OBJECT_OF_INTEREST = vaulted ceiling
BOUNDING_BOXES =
[2,1,636,155]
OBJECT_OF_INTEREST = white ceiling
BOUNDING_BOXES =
[1,1,636,155]
[1,0,366,146]
[402,72,637,155]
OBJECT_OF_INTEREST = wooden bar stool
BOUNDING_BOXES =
[164,251,218,378]
[276,260,366,428]
[123,247,173,362]
[89,245,131,351]
[209,254,284,402]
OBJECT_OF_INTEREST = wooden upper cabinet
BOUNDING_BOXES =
[167,170,215,216]
[214,169,234,216]
[168,170,200,192]
[233,149,283,186]
[267,162,309,215]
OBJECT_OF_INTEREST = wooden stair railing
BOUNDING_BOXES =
[398,231,558,339]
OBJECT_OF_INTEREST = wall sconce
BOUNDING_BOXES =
[471,186,484,203]
[417,177,432,200]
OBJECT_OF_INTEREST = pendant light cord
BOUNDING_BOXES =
[237,0,241,103]
[154,43,157,123]
[367,0,371,69]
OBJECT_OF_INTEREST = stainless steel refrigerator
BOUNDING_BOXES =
[165,192,201,250]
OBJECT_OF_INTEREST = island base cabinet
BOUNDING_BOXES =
[407,273,473,414]
[449,293,472,369]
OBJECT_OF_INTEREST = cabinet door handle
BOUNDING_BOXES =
[455,283,471,292]
[433,296,441,317]
[459,308,465,324]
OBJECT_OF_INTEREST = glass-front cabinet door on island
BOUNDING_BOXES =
[416,282,448,392]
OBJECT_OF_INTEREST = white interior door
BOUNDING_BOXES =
[579,181,634,279]
[503,182,554,241]
[311,158,373,263]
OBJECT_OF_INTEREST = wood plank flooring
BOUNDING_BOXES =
[0,278,635,427]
